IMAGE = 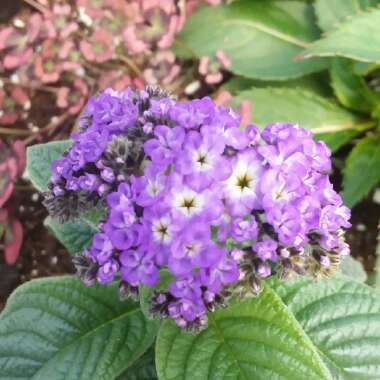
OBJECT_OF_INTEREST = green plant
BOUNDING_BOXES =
[176,0,380,207]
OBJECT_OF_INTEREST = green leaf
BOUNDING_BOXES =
[224,72,332,96]
[342,134,380,206]
[81,208,107,230]
[117,349,157,380]
[26,140,72,192]
[330,58,380,114]
[176,0,327,80]
[340,255,367,282]
[0,276,159,380]
[314,0,379,32]
[232,87,368,151]
[156,285,331,380]
[44,216,95,254]
[272,276,380,379]
[300,9,380,62]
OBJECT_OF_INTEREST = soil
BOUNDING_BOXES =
[0,181,74,311]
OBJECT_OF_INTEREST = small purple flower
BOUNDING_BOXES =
[200,254,240,293]
[97,259,119,284]
[120,249,159,287]
[231,217,258,242]
[252,239,278,262]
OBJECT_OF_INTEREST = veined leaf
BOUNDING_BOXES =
[272,276,380,379]
[232,87,368,151]
[176,0,327,80]
[0,276,159,380]
[300,9,380,62]
[315,0,379,32]
[26,140,72,192]
[340,256,367,283]
[157,276,380,380]
[44,216,95,254]
[342,134,380,206]
[117,349,157,380]
[156,285,331,380]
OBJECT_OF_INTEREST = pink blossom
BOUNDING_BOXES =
[0,13,42,69]
[98,70,145,91]
[76,0,108,20]
[198,49,231,84]
[0,208,23,265]
[143,51,180,86]
[80,30,114,63]
[0,140,25,208]
[0,86,29,125]
[240,100,252,126]
[44,4,79,39]
[33,40,64,83]
[214,90,232,107]
[57,78,88,115]
[123,0,183,54]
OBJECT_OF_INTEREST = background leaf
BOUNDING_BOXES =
[44,216,95,254]
[300,9,380,62]
[223,72,332,97]
[232,87,368,151]
[272,276,380,379]
[26,140,72,192]
[176,0,327,80]
[342,134,380,207]
[0,276,159,380]
[314,0,379,32]
[330,58,380,113]
[156,285,331,380]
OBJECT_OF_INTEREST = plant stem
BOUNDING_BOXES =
[0,127,35,136]
[116,55,143,78]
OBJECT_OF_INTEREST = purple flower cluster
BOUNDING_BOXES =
[46,86,351,331]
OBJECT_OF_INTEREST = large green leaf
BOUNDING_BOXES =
[300,9,380,62]
[0,276,159,380]
[176,0,327,80]
[232,87,368,151]
[340,256,367,283]
[156,285,331,380]
[342,134,380,207]
[272,276,380,379]
[157,276,380,380]
[44,216,95,254]
[26,140,72,192]
[117,349,157,380]
[314,0,379,32]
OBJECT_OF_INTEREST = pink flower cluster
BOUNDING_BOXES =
[0,140,25,265]
[0,0,225,128]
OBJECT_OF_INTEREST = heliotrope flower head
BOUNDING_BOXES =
[44,86,351,332]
